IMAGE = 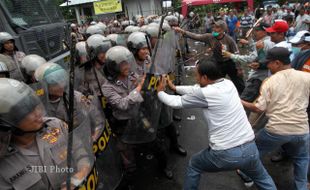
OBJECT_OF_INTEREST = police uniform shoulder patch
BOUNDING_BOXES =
[41,127,61,144]
[40,117,63,144]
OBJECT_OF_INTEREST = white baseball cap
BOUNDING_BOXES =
[290,30,310,44]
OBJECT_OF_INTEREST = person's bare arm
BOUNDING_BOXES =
[173,27,211,42]
[241,100,264,113]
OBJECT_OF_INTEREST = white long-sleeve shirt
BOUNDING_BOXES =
[158,79,255,150]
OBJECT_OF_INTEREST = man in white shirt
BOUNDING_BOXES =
[242,47,310,190]
[294,6,310,32]
[156,57,276,190]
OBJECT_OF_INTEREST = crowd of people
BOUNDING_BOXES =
[0,1,309,190]
[202,2,310,42]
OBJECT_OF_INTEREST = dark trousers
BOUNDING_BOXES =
[218,60,245,94]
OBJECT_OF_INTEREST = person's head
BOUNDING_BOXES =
[106,34,126,47]
[263,47,291,74]
[146,25,160,48]
[0,78,44,144]
[0,32,17,54]
[85,25,104,38]
[267,8,272,14]
[86,34,112,65]
[283,15,294,26]
[21,54,47,83]
[104,46,135,81]
[229,10,234,17]
[189,12,195,18]
[286,7,292,13]
[113,20,120,27]
[272,7,277,13]
[97,22,107,34]
[35,63,68,101]
[253,22,270,40]
[195,57,222,87]
[207,12,212,17]
[290,30,310,52]
[127,32,150,61]
[299,6,305,15]
[70,23,77,31]
[212,20,227,37]
[265,20,289,43]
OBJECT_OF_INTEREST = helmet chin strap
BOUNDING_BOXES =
[0,117,46,136]
[12,124,46,136]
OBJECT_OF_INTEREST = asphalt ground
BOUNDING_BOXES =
[133,37,296,190]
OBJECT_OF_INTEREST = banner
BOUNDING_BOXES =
[93,0,123,15]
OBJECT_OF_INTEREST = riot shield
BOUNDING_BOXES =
[39,116,96,190]
[118,75,162,145]
[152,30,175,75]
[118,76,159,145]
[68,115,96,190]
[93,120,123,190]
[77,69,123,190]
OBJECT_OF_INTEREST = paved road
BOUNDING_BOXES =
[134,38,295,190]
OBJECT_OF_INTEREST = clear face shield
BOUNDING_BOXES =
[35,65,97,188]
[104,46,138,81]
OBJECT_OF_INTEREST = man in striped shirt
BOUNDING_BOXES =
[240,10,254,38]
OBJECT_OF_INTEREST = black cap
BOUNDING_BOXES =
[254,22,270,31]
[262,47,291,65]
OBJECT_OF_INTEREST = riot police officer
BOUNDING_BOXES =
[78,34,112,104]
[110,20,122,34]
[70,23,84,43]
[127,31,152,75]
[0,78,94,189]
[35,63,103,135]
[21,54,47,84]
[102,46,173,188]
[0,32,25,81]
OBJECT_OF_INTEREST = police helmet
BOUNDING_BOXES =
[86,34,112,60]
[21,54,47,77]
[0,78,42,136]
[86,25,103,37]
[127,32,149,55]
[106,34,126,47]
[104,46,135,81]
[0,32,16,52]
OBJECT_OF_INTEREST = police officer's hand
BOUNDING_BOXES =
[222,50,232,58]
[136,74,146,92]
[157,75,167,93]
[173,27,186,35]
[166,76,176,92]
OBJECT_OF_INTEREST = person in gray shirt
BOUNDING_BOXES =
[223,22,275,102]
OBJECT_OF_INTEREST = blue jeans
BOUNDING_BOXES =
[184,141,276,190]
[256,128,309,190]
